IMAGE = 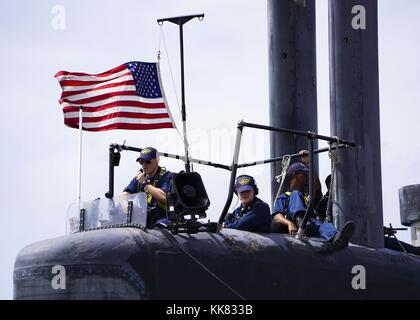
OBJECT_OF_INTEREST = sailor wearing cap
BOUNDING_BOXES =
[224,175,271,233]
[123,147,172,227]
[272,162,355,249]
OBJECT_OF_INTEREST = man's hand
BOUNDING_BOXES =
[299,149,309,166]
[288,221,298,235]
[225,213,234,223]
[135,171,146,184]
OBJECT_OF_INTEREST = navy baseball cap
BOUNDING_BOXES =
[136,147,157,162]
[286,162,309,178]
[235,175,255,193]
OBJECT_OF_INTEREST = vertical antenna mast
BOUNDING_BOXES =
[157,14,204,173]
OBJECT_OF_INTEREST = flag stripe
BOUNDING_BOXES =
[65,112,171,122]
[60,90,138,105]
[62,100,166,112]
[55,64,127,80]
[61,75,134,92]
[55,61,175,131]
[63,107,168,118]
[61,84,137,100]
[64,122,174,132]
[65,116,173,128]
[59,75,129,87]
[60,96,164,108]
[55,69,132,82]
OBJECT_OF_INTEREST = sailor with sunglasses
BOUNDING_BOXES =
[123,147,172,227]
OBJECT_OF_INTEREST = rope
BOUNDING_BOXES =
[159,26,181,114]
[157,25,162,60]
[161,229,246,300]
[273,155,291,208]
[159,27,184,144]
[325,137,339,223]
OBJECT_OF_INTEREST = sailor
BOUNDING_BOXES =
[224,175,271,233]
[271,162,355,249]
[123,147,172,227]
[298,150,323,205]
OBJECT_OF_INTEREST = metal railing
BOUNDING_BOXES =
[217,121,355,238]
[102,120,355,237]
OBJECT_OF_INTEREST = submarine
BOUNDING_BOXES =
[13,122,420,300]
[14,0,420,300]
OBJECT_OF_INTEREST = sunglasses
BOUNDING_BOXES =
[139,159,152,165]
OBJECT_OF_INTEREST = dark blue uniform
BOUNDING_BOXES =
[225,197,271,233]
[273,190,337,241]
[124,166,172,227]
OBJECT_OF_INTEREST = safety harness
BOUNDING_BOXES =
[282,190,310,221]
[137,166,168,211]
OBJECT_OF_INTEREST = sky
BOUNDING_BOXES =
[1,0,419,299]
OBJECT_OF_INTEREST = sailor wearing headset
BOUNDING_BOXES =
[223,175,271,233]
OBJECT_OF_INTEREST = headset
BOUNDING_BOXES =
[233,174,259,195]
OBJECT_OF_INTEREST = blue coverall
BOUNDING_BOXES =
[225,197,271,233]
[124,166,172,227]
[273,190,337,240]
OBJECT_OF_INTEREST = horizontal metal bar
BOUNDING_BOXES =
[112,142,349,173]
[114,144,231,171]
[236,144,348,169]
[157,14,204,25]
[240,121,356,146]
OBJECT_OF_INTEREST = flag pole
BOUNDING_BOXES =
[157,14,204,173]
[77,106,83,213]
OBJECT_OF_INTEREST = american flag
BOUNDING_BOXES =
[55,61,175,131]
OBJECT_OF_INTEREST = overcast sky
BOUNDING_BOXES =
[1,0,419,299]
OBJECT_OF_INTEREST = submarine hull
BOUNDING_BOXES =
[14,227,420,300]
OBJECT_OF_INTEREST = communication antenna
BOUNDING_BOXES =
[157,14,204,173]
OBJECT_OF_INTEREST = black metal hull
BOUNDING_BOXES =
[14,227,420,300]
